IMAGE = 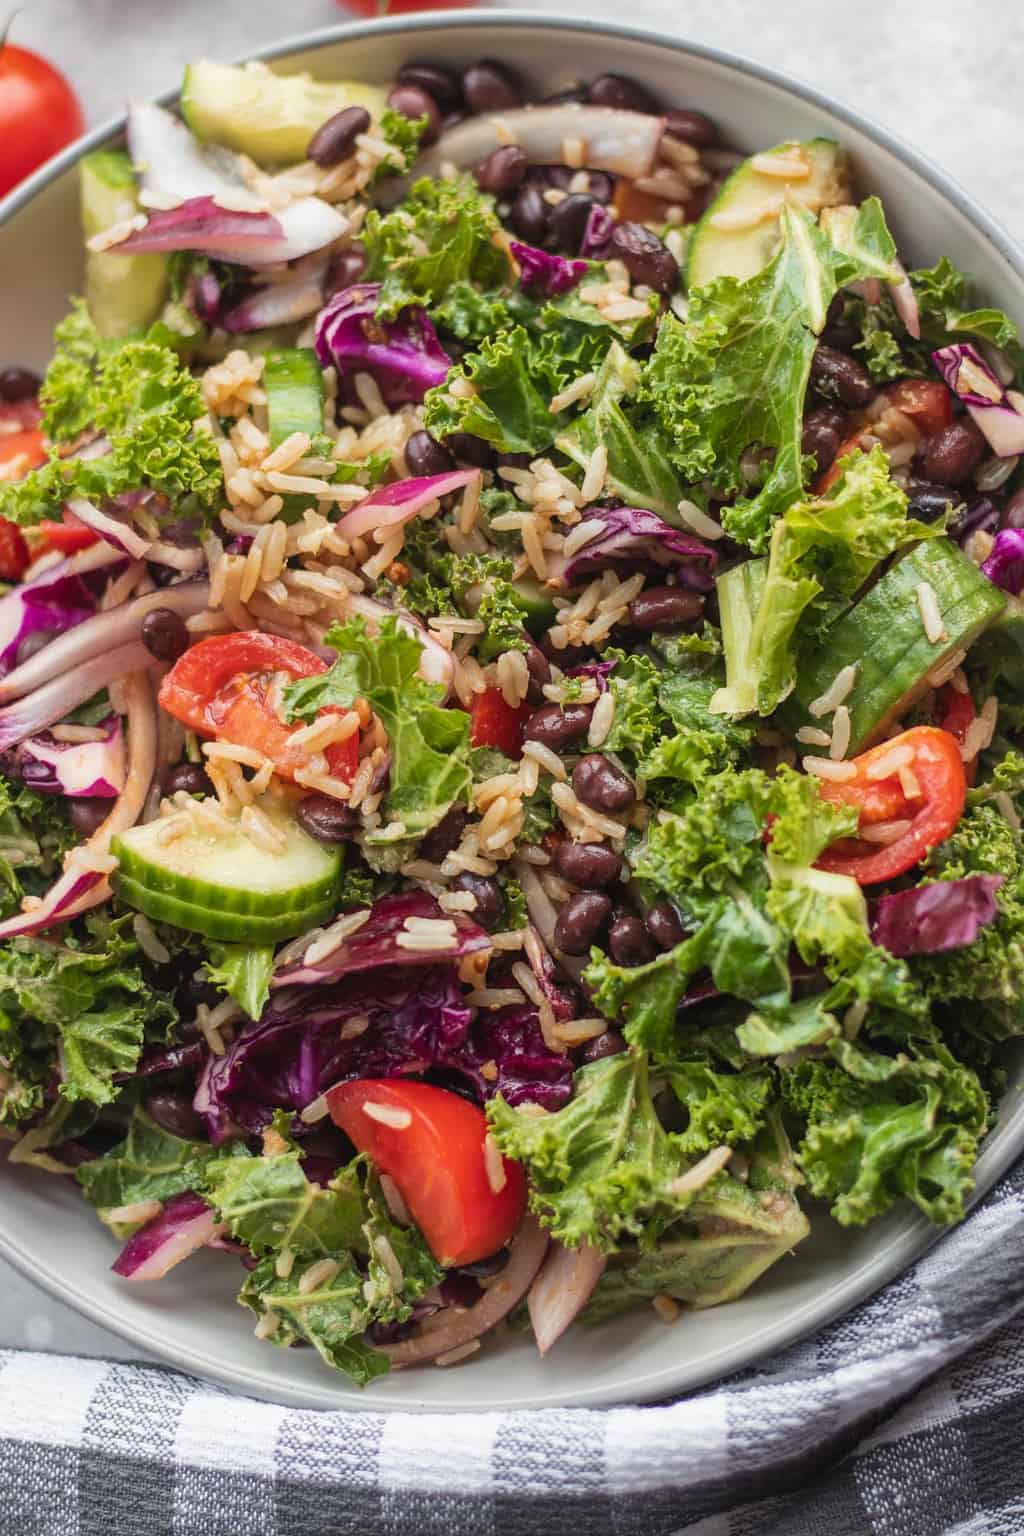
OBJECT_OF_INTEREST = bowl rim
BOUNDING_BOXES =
[1,8,1023,1413]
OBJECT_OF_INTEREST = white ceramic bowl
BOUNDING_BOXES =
[2,10,1023,1414]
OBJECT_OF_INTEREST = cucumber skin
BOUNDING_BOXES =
[264,348,325,449]
[784,540,1006,753]
[81,150,169,339]
[113,872,335,944]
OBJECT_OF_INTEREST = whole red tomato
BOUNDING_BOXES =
[0,43,84,199]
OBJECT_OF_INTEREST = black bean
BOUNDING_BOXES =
[474,144,528,195]
[587,73,658,114]
[1002,489,1024,530]
[141,607,190,663]
[509,183,549,244]
[646,900,685,951]
[396,61,463,111]
[497,451,533,470]
[69,798,110,838]
[523,702,593,751]
[921,419,987,487]
[145,1088,205,1141]
[524,639,551,699]
[163,762,213,798]
[663,108,717,148]
[453,871,504,931]
[446,431,496,469]
[819,321,860,353]
[296,793,359,844]
[325,243,368,295]
[572,754,636,814]
[386,84,442,146]
[307,106,371,166]
[608,913,656,966]
[417,805,469,863]
[628,586,704,632]
[609,221,679,294]
[809,345,875,408]
[458,1246,511,1278]
[553,840,622,889]
[547,193,595,254]
[528,164,573,191]
[903,475,957,523]
[538,632,591,670]
[404,429,454,478]
[0,366,41,402]
[461,59,524,114]
[554,891,612,955]
[801,405,845,473]
[580,1028,626,1062]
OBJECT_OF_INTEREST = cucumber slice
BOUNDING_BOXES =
[467,575,558,662]
[81,150,169,338]
[112,800,341,941]
[114,873,332,944]
[264,349,325,448]
[181,60,387,166]
[784,539,1006,753]
[687,139,849,290]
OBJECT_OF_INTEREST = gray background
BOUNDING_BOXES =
[2,0,1020,1361]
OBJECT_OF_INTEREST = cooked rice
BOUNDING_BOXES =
[299,1258,341,1295]
[676,499,725,541]
[829,706,851,762]
[809,664,858,719]
[132,913,170,965]
[363,1101,413,1129]
[483,1133,507,1194]
[802,756,857,783]
[796,725,832,748]
[652,1294,681,1325]
[916,581,947,645]
[866,744,915,781]
[588,690,616,748]
[859,818,913,845]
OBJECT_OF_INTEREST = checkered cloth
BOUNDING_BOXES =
[3,1163,1023,1536]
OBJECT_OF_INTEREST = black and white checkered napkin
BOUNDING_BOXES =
[3,1161,1023,1536]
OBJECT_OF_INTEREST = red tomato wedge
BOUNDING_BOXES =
[158,631,359,785]
[327,1079,527,1268]
[470,685,532,756]
[0,398,42,432]
[0,519,29,580]
[27,509,100,557]
[815,726,966,885]
[883,379,954,438]
[0,428,46,473]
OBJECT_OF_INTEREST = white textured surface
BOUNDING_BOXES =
[1,0,1020,1365]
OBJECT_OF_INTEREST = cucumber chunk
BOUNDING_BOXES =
[467,575,558,662]
[112,800,341,942]
[711,558,768,717]
[687,139,849,290]
[81,150,168,338]
[181,60,387,166]
[784,540,1006,753]
[264,348,325,448]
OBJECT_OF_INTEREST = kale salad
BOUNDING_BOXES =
[1,51,1024,1386]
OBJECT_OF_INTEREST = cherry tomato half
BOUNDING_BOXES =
[883,379,954,438]
[815,725,966,885]
[158,631,359,785]
[0,398,42,432]
[0,519,29,580]
[328,1078,527,1267]
[470,685,532,757]
[29,513,100,556]
[0,428,46,473]
[0,43,84,199]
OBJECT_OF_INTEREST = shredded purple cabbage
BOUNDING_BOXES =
[272,890,488,990]
[580,204,615,260]
[0,558,98,680]
[565,659,618,693]
[981,528,1024,595]
[559,505,719,588]
[314,282,452,406]
[16,713,124,797]
[509,241,588,297]
[870,875,1004,957]
[195,965,571,1140]
[932,343,1024,457]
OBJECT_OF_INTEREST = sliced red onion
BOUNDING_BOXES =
[125,101,348,266]
[314,283,452,406]
[64,496,152,560]
[105,196,284,256]
[146,542,205,574]
[933,342,1024,456]
[381,107,663,205]
[510,242,588,296]
[0,641,151,752]
[0,543,122,680]
[982,528,1024,594]
[343,593,454,694]
[336,470,480,542]
[887,260,921,340]
[379,1213,548,1367]
[221,257,328,332]
[0,670,157,938]
[0,581,210,704]
[527,1238,607,1355]
[580,204,615,260]
[112,1192,225,1281]
[17,713,125,798]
